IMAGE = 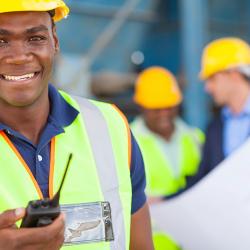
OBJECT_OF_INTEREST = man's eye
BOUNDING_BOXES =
[0,39,7,44]
[0,39,7,46]
[29,36,46,42]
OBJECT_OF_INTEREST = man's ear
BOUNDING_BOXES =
[52,25,60,53]
[231,70,243,82]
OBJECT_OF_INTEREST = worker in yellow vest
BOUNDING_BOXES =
[131,66,204,250]
[132,66,204,198]
[0,1,154,249]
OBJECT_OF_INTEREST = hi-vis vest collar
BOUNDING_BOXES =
[0,91,132,250]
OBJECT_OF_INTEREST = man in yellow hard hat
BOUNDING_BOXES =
[0,1,153,249]
[195,37,250,179]
[131,66,204,249]
[132,66,204,200]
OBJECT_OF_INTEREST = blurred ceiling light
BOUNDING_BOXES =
[131,50,145,65]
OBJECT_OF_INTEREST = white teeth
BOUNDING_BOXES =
[3,73,35,81]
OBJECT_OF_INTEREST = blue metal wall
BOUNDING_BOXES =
[57,0,155,72]
[55,0,250,130]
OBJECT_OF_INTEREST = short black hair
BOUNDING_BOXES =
[48,9,55,18]
[48,10,55,26]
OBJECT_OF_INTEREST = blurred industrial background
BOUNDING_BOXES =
[53,0,250,130]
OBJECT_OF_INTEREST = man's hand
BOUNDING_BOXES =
[0,208,65,250]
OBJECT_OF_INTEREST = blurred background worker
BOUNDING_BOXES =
[131,66,204,200]
[131,66,204,249]
[192,37,250,181]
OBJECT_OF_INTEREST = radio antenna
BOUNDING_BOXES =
[51,153,73,206]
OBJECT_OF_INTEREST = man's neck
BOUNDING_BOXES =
[228,84,250,114]
[0,96,50,145]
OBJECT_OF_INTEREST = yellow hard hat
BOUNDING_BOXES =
[0,0,69,22]
[199,37,250,80]
[134,66,182,109]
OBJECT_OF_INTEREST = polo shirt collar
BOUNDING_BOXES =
[0,84,79,132]
[48,84,79,129]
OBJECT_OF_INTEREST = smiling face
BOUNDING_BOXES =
[0,11,59,108]
[142,106,179,139]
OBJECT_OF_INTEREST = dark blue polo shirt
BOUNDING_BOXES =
[0,84,146,214]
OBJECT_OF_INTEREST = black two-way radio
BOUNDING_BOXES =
[20,153,73,228]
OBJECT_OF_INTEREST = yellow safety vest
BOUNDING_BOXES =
[131,117,204,250]
[131,117,204,196]
[0,91,132,250]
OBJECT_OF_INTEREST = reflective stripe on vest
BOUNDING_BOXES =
[72,96,127,250]
[0,92,132,250]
